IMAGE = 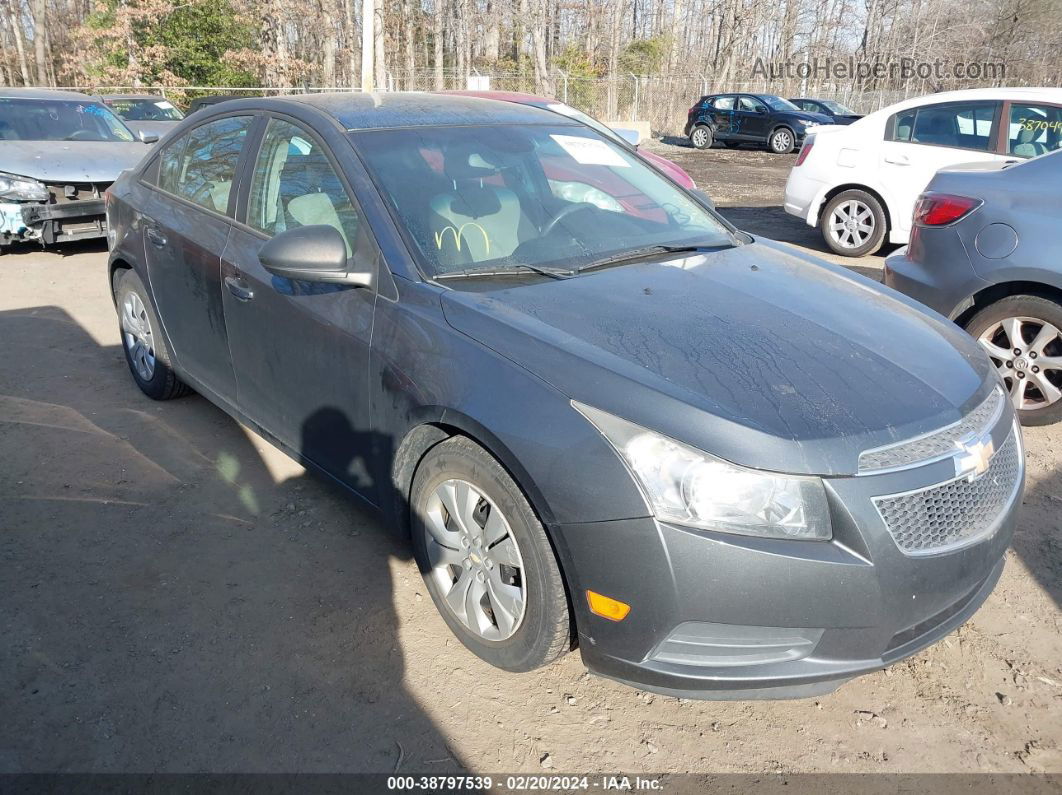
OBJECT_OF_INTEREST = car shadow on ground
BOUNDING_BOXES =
[1015,456,1062,610]
[0,305,464,773]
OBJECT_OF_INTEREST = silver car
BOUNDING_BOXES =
[0,89,156,250]
[885,150,1062,425]
[99,94,185,140]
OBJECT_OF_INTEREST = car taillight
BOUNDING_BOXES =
[913,193,981,226]
[794,138,814,166]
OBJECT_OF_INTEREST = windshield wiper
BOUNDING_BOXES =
[434,264,573,281]
[573,244,727,274]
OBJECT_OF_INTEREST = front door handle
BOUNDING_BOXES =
[884,154,910,165]
[146,227,167,247]
[224,275,254,302]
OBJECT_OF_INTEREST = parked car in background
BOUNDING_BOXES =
[784,87,1062,256]
[445,90,697,189]
[100,94,184,139]
[685,93,831,153]
[885,150,1062,425]
[107,92,1021,700]
[0,88,155,250]
[186,94,246,115]
[789,98,862,125]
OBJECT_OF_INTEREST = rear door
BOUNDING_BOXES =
[707,95,736,139]
[141,113,256,399]
[879,100,1005,237]
[221,114,382,503]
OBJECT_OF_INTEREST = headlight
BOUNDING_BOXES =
[0,172,49,202]
[574,402,832,540]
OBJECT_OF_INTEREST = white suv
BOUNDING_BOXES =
[784,88,1062,256]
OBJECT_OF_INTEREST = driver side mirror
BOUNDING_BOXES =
[259,225,372,288]
[139,130,159,144]
[755,106,767,114]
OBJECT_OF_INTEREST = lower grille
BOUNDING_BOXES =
[873,429,1021,555]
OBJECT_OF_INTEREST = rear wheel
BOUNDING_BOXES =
[965,295,1062,426]
[410,436,570,672]
[113,269,191,400]
[820,189,887,257]
[689,125,713,150]
[768,127,795,154]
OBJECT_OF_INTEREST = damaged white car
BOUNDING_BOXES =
[0,89,156,250]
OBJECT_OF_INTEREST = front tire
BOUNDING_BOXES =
[113,269,191,400]
[689,125,713,150]
[768,127,795,154]
[965,295,1062,426]
[410,436,571,672]
[820,189,887,257]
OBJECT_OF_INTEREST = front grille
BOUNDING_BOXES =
[858,387,1004,474]
[873,428,1021,555]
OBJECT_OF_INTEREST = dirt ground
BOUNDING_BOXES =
[1,143,1060,777]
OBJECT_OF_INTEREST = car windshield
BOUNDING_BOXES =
[820,100,856,115]
[0,98,135,142]
[352,124,734,278]
[761,96,800,112]
[104,97,184,122]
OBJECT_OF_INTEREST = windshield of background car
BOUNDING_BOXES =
[821,100,855,115]
[352,124,733,277]
[105,98,184,122]
[0,99,135,142]
[762,96,800,112]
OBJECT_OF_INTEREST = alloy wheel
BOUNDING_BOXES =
[771,130,793,152]
[827,199,875,249]
[121,291,156,381]
[691,128,709,148]
[978,316,1062,411]
[422,479,527,641]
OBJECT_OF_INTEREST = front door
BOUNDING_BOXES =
[880,101,1005,237]
[735,96,771,141]
[221,116,381,503]
[142,114,255,399]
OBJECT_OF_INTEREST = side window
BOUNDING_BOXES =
[158,115,252,214]
[713,96,735,111]
[738,96,766,113]
[907,102,997,151]
[892,110,915,141]
[246,118,359,256]
[1008,104,1062,158]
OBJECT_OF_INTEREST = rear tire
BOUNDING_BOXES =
[410,435,571,672]
[820,189,887,257]
[964,295,1062,426]
[689,125,713,150]
[113,268,191,401]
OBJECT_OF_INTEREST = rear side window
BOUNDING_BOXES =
[889,102,998,151]
[1008,104,1062,158]
[158,115,253,215]
[712,96,735,110]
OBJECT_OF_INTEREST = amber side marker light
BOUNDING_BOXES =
[587,590,631,621]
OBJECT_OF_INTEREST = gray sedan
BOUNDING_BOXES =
[885,150,1062,425]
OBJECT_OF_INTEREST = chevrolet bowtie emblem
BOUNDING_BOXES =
[954,435,995,482]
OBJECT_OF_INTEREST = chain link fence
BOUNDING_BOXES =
[61,70,1058,136]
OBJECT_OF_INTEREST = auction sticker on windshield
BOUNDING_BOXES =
[550,134,630,167]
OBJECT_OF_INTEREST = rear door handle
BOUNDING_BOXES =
[884,154,910,165]
[146,227,167,247]
[224,275,254,302]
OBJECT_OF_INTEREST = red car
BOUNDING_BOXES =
[444,90,696,190]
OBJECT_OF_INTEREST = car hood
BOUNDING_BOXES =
[797,111,834,124]
[0,140,150,183]
[440,240,995,476]
[637,149,695,189]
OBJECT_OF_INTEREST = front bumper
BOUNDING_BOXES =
[0,198,107,246]
[553,418,1020,699]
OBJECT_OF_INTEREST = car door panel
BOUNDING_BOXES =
[735,96,770,141]
[708,96,735,138]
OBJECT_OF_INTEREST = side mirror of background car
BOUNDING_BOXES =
[258,225,372,288]
[690,188,716,210]
[138,130,159,144]
[614,128,641,147]
[755,106,767,114]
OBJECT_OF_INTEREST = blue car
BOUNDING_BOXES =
[685,93,832,153]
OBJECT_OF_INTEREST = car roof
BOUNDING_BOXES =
[0,87,97,101]
[204,91,570,131]
[870,87,1062,117]
[443,90,554,106]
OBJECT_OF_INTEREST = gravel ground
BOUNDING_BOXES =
[1,144,1060,777]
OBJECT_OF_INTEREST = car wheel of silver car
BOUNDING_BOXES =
[411,435,571,671]
[768,127,795,154]
[690,125,713,150]
[821,189,887,257]
[966,295,1062,426]
[113,269,192,401]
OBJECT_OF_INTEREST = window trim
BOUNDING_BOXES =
[142,110,261,223]
[885,100,1003,155]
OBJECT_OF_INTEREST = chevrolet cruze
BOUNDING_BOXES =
[106,93,1024,699]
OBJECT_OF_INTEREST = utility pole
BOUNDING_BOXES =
[361,0,374,91]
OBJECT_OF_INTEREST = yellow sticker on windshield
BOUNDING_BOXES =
[435,223,491,254]
[550,134,630,168]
